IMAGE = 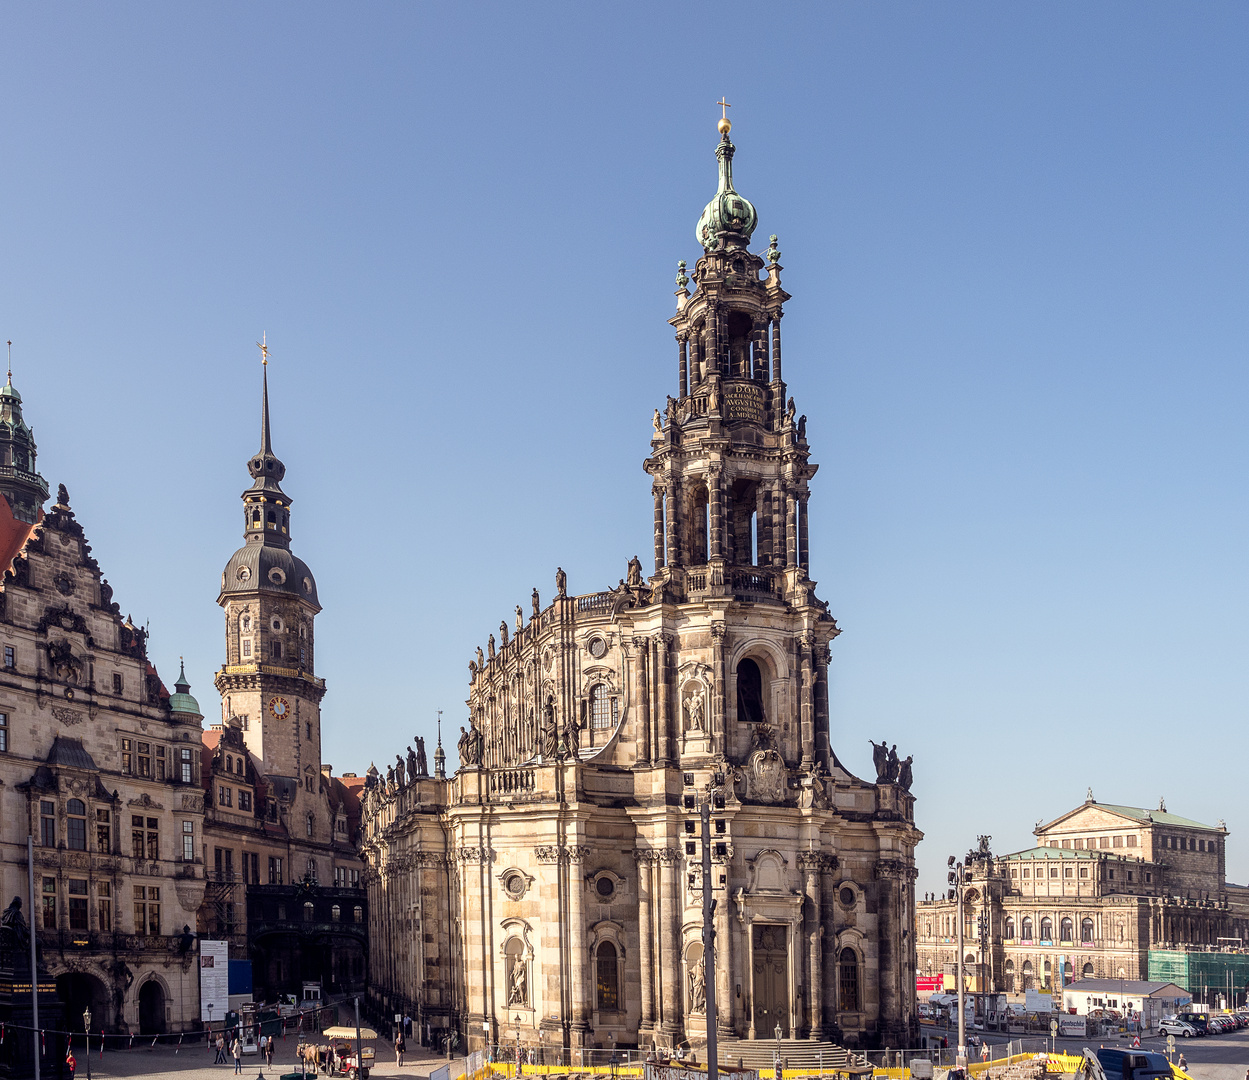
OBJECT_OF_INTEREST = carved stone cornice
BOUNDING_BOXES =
[534,844,590,864]
[875,858,915,881]
[534,845,561,865]
[457,846,495,864]
[798,850,834,872]
[633,847,680,864]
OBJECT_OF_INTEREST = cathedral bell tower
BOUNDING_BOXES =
[215,350,325,816]
[648,115,819,611]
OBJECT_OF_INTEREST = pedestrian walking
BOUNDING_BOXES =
[232,1035,242,1075]
[265,1033,275,1068]
[395,1028,406,1067]
[1177,1055,1187,1072]
[66,1050,76,1080]
[215,1033,227,1064]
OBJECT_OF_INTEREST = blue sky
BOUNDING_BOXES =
[2,4,1246,894]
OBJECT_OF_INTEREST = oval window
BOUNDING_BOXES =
[268,567,286,585]
[236,566,251,582]
[596,876,615,899]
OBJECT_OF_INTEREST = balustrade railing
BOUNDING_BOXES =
[489,768,536,795]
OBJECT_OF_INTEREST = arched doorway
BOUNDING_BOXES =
[56,972,109,1034]
[137,979,166,1035]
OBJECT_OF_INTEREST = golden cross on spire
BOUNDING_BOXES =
[717,97,732,119]
[256,331,269,367]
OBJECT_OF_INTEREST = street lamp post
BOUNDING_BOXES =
[208,1003,215,1056]
[774,1022,782,1080]
[83,1008,91,1080]
[948,856,967,1070]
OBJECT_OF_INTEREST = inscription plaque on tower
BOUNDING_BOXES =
[723,380,765,424]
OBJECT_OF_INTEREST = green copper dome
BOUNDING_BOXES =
[696,134,758,252]
[169,659,201,716]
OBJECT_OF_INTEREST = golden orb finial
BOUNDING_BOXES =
[716,97,732,135]
[718,117,732,135]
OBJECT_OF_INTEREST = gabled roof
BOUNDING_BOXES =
[1062,978,1189,998]
[1038,800,1220,835]
[1005,845,1135,862]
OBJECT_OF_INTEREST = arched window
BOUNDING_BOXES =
[688,484,710,565]
[1021,960,1033,990]
[353,905,363,924]
[838,948,860,1012]
[1004,960,1015,992]
[1039,917,1053,941]
[1042,959,1052,988]
[589,685,618,730]
[596,942,619,1011]
[1020,916,1033,941]
[330,904,341,922]
[226,755,233,774]
[1062,961,1073,984]
[1003,916,1015,939]
[1082,962,1095,977]
[303,901,314,922]
[1081,918,1094,943]
[736,658,765,724]
[306,813,314,839]
[66,799,87,851]
[306,857,317,882]
[1060,918,1073,942]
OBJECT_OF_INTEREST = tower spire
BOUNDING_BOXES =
[257,333,273,455]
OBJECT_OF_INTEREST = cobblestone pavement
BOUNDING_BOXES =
[64,1042,464,1080]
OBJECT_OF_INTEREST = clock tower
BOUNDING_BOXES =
[215,358,326,815]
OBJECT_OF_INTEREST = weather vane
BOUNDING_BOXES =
[256,331,270,367]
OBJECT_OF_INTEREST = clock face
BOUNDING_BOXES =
[268,696,289,719]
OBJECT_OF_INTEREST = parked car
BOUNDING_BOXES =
[1173,1012,1209,1035]
[1158,1019,1197,1038]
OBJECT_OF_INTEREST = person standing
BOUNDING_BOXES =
[395,1027,406,1068]
[232,1035,242,1075]
[265,1033,275,1069]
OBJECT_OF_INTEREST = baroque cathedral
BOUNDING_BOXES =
[359,119,922,1053]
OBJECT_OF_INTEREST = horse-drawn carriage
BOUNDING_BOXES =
[294,1028,376,1080]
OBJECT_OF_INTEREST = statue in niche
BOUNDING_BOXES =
[500,621,509,647]
[870,739,889,783]
[683,691,705,732]
[627,554,642,587]
[508,957,527,1006]
[531,587,540,616]
[689,955,706,1013]
[515,605,523,632]
[540,703,559,760]
[415,737,428,777]
[555,567,566,597]
[898,755,913,792]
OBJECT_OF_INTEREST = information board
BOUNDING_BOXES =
[200,939,229,1021]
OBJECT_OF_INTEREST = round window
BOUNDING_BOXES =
[268,567,286,585]
[839,887,855,907]
[236,565,251,582]
[588,637,607,659]
[596,876,615,900]
[503,872,527,900]
[271,618,282,632]
[303,577,313,594]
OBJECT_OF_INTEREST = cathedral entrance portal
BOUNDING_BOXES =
[751,924,789,1039]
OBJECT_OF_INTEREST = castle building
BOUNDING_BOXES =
[195,360,367,1003]
[916,796,1249,998]
[0,372,207,1036]
[359,120,922,1054]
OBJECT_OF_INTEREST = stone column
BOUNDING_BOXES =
[715,848,734,1037]
[568,847,589,1042]
[665,481,681,569]
[710,623,726,757]
[770,313,782,384]
[875,861,905,1046]
[690,334,702,389]
[679,337,689,399]
[800,853,824,1038]
[821,858,839,1035]
[757,483,772,566]
[786,493,798,568]
[814,644,831,766]
[744,913,757,1039]
[710,469,724,561]
[799,635,815,767]
[637,854,656,1040]
[753,321,769,382]
[772,482,785,571]
[655,636,672,764]
[658,851,681,1042]
[799,496,810,574]
[653,486,665,572]
[634,640,651,765]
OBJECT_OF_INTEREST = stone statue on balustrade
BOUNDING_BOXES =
[627,554,642,587]
[555,567,566,597]
[415,737,428,777]
[898,755,913,792]
[531,588,540,616]
[406,746,419,785]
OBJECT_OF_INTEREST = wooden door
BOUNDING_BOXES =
[752,924,789,1037]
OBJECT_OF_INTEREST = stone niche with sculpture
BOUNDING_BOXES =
[678,661,712,755]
